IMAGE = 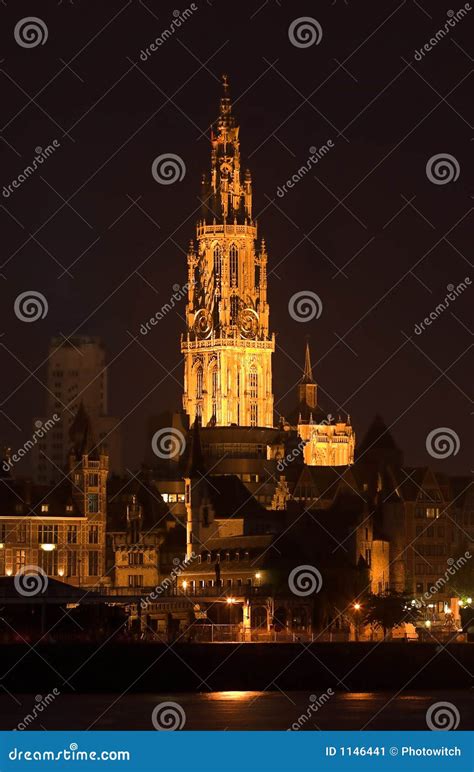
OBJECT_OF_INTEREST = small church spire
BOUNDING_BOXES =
[303,339,314,383]
[298,340,317,410]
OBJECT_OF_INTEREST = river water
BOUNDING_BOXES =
[2,690,473,731]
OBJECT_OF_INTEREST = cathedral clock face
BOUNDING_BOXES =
[238,308,259,339]
[193,308,213,339]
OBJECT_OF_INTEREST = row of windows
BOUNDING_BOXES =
[189,578,253,589]
[415,564,449,576]
[417,489,442,502]
[160,493,186,504]
[414,592,446,611]
[199,551,250,563]
[415,526,446,537]
[416,544,448,556]
[0,524,100,545]
[0,549,100,576]
[213,244,239,284]
[415,507,442,519]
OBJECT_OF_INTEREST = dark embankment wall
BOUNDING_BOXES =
[3,643,473,693]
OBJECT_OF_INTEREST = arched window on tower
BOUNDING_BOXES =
[213,245,222,278]
[196,365,203,400]
[249,367,258,427]
[196,365,203,418]
[210,363,218,421]
[230,244,238,286]
[249,367,258,399]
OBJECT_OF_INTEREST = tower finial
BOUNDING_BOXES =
[303,339,313,383]
[222,73,229,94]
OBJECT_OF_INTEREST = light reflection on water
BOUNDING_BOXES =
[0,691,471,730]
[205,691,263,701]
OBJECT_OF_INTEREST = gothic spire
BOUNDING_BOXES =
[298,340,317,410]
[217,73,234,131]
[302,340,314,384]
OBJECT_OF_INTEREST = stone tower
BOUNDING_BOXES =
[181,76,275,428]
[68,403,109,585]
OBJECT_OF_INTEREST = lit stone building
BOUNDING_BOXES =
[181,76,274,429]
[0,404,108,588]
[288,342,355,467]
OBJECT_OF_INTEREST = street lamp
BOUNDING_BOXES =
[352,602,362,641]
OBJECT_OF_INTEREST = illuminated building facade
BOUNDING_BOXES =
[181,76,274,429]
[292,343,355,467]
[0,404,108,588]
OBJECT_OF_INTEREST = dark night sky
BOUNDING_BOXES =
[0,0,472,474]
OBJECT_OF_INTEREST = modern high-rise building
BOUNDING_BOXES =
[181,75,274,429]
[32,336,122,484]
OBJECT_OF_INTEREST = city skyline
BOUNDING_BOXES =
[0,2,472,477]
[0,1,472,742]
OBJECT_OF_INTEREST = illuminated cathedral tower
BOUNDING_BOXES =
[181,76,275,428]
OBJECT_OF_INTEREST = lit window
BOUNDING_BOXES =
[230,244,239,285]
[88,525,99,544]
[41,504,49,513]
[87,494,99,514]
[213,245,222,277]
